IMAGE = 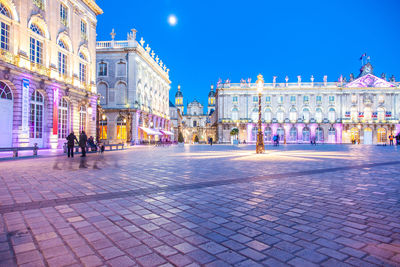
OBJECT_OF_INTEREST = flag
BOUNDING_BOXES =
[359,53,366,60]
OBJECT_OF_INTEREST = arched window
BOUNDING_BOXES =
[30,91,44,139]
[350,127,359,143]
[303,108,310,122]
[289,107,297,122]
[0,3,11,18]
[117,116,127,140]
[302,127,310,142]
[264,108,272,122]
[58,43,68,75]
[117,82,127,105]
[251,126,257,142]
[328,108,336,123]
[277,109,284,123]
[377,107,385,121]
[0,81,12,99]
[277,127,284,141]
[231,108,239,121]
[0,4,10,51]
[98,83,108,105]
[289,127,297,142]
[30,24,44,65]
[315,108,323,123]
[264,127,272,142]
[58,98,68,138]
[79,52,87,61]
[99,116,107,139]
[377,128,387,143]
[79,106,87,132]
[316,127,324,142]
[251,108,259,122]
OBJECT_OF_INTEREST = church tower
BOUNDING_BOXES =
[175,85,184,114]
[207,85,216,115]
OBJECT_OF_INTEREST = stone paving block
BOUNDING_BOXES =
[80,254,103,267]
[262,257,288,267]
[187,249,216,264]
[98,246,124,260]
[287,256,319,267]
[239,247,267,261]
[216,250,247,264]
[167,253,193,266]
[106,255,137,267]
[318,247,349,261]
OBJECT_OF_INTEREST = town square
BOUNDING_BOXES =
[1,0,400,266]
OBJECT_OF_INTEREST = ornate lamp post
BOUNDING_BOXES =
[256,74,265,153]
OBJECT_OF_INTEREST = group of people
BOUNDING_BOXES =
[272,134,280,146]
[389,133,400,146]
[66,131,104,158]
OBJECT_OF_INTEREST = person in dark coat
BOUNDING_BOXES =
[66,132,78,158]
[79,131,88,157]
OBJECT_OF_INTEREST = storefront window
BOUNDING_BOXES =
[99,117,107,139]
[316,127,324,142]
[302,127,310,142]
[117,116,127,140]
[289,127,297,142]
[264,127,272,141]
[377,128,387,143]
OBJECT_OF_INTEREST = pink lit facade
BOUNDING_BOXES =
[0,0,102,148]
[216,63,400,145]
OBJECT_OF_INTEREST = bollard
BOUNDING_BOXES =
[33,143,38,156]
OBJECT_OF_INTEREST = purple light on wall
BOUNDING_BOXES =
[334,123,343,144]
[271,123,278,135]
[396,124,400,135]
[310,124,317,138]
[297,123,304,141]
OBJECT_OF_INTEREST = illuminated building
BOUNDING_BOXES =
[216,61,400,144]
[96,29,172,144]
[0,0,102,148]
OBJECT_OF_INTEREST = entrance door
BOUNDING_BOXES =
[364,128,372,145]
[0,83,13,147]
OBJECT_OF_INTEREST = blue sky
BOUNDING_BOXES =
[96,0,400,109]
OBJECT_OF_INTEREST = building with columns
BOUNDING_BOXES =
[0,0,102,148]
[96,29,172,145]
[216,62,400,145]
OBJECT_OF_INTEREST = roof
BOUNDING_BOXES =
[82,0,103,15]
[169,100,175,107]
[208,90,216,97]
[345,73,396,88]
[175,90,183,98]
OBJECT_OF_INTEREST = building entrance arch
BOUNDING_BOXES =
[0,82,13,147]
[363,128,372,145]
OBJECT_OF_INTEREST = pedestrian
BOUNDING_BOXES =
[389,133,394,146]
[66,131,78,158]
[210,137,213,146]
[79,131,88,157]
[396,134,400,146]
[276,134,280,146]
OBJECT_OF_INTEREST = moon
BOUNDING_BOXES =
[168,15,177,26]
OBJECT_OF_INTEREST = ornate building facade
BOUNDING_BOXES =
[96,29,172,144]
[0,0,102,148]
[216,62,400,144]
[173,85,217,143]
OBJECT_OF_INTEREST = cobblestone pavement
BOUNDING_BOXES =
[0,144,399,267]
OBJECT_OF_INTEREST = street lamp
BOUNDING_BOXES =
[256,74,265,154]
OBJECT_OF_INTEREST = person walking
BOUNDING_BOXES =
[66,132,78,158]
[79,131,88,157]
[210,137,213,146]
[389,133,394,146]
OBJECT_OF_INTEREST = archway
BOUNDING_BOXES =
[377,128,387,144]
[350,127,360,144]
[0,81,13,147]
[363,128,372,145]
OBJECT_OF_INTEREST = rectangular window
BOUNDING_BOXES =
[303,95,309,103]
[278,95,284,104]
[60,3,68,27]
[116,62,126,76]
[329,95,335,102]
[30,37,43,65]
[232,96,238,103]
[58,108,68,138]
[266,96,271,103]
[58,52,67,75]
[253,96,258,103]
[81,20,87,40]
[316,95,322,104]
[79,62,86,83]
[0,22,9,51]
[98,63,107,76]
[290,95,296,103]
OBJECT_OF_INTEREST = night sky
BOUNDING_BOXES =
[96,0,400,110]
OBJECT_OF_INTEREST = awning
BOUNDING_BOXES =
[151,129,163,136]
[139,127,160,135]
[160,130,174,136]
